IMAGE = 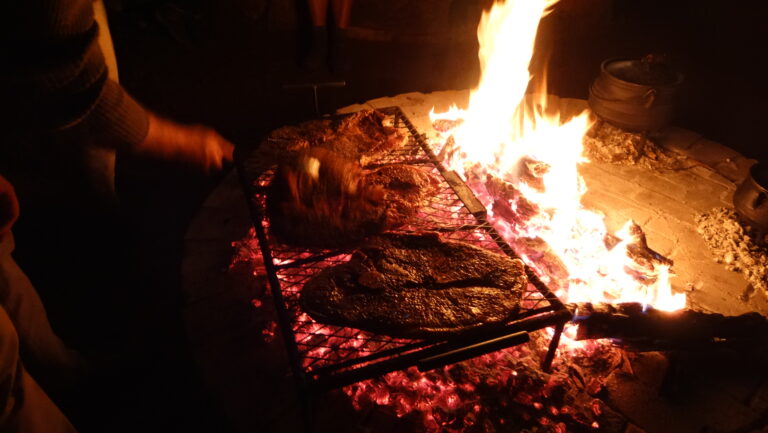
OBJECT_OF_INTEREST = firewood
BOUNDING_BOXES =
[569,302,768,349]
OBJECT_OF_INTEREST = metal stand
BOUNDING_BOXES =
[543,322,565,372]
[283,81,347,117]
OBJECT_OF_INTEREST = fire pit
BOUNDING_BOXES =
[235,106,572,394]
[226,87,768,431]
[184,89,768,432]
[182,0,768,430]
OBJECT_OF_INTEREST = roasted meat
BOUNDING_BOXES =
[330,110,407,164]
[265,109,407,165]
[301,232,527,337]
[267,150,441,248]
[365,164,441,227]
[266,148,387,249]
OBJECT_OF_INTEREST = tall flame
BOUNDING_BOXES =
[432,0,685,311]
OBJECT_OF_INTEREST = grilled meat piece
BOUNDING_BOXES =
[265,110,406,165]
[365,165,441,227]
[267,151,441,248]
[331,110,406,164]
[266,148,387,249]
[301,232,527,338]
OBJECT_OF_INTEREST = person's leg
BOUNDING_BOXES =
[0,232,82,394]
[308,0,329,26]
[329,0,354,72]
[302,0,330,70]
[330,0,352,29]
[0,305,77,432]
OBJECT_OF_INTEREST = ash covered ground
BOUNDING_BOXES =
[583,121,690,170]
[696,207,768,295]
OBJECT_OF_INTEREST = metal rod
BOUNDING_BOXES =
[308,339,436,377]
[309,309,571,392]
[274,250,349,270]
[417,331,530,372]
[236,154,306,387]
[542,322,565,373]
[282,81,346,117]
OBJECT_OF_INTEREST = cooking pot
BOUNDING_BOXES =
[588,58,683,132]
[733,162,768,236]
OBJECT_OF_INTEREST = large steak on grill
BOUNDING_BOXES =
[300,232,527,338]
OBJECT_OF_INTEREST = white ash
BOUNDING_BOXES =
[695,207,768,293]
[583,120,690,170]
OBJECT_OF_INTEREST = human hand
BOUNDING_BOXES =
[135,113,235,172]
[0,175,20,235]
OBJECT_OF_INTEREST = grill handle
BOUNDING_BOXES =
[416,331,529,372]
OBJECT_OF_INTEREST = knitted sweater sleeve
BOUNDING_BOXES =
[1,0,149,150]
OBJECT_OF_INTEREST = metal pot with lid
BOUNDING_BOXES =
[733,162,768,239]
[588,56,683,132]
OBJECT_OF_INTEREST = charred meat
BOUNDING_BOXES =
[267,151,441,248]
[301,232,527,338]
[266,148,387,249]
[365,164,441,227]
[265,109,406,165]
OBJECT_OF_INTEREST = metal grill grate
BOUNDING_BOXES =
[236,106,571,392]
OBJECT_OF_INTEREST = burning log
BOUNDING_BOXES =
[514,236,570,283]
[484,173,541,227]
[622,222,673,268]
[517,157,550,192]
[569,302,768,350]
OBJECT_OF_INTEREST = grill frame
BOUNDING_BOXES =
[235,106,572,393]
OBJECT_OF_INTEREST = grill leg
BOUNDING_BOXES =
[300,392,314,433]
[542,322,565,373]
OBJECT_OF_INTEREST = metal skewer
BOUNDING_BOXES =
[283,81,347,117]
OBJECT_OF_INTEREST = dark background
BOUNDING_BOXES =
[113,0,768,161]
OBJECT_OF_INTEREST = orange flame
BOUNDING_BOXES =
[431,0,685,311]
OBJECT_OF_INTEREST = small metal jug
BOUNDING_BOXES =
[733,162,768,237]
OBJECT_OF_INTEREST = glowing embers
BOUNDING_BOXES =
[342,333,615,432]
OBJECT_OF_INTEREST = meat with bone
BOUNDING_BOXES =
[266,148,387,249]
[301,232,527,338]
[267,150,441,248]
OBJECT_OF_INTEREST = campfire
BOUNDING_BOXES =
[340,0,688,429]
[428,0,684,313]
[232,0,767,431]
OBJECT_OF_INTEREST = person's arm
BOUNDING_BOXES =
[135,112,235,173]
[1,0,232,170]
[0,176,19,237]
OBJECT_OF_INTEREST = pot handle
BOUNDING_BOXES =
[642,88,657,109]
[750,192,767,210]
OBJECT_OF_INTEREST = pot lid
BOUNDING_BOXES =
[603,57,683,86]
